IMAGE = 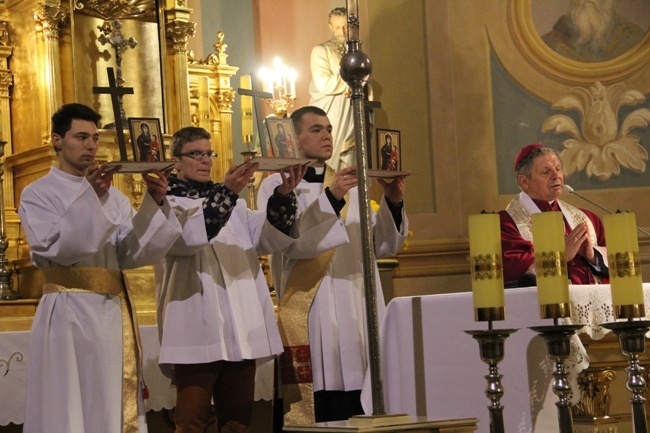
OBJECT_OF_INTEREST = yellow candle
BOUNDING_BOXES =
[198,77,210,131]
[468,214,504,312]
[604,212,643,309]
[531,212,570,308]
[240,75,253,142]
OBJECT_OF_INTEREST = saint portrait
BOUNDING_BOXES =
[531,0,649,62]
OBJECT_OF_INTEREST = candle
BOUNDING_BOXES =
[198,77,210,131]
[240,75,253,142]
[604,212,644,316]
[531,212,570,315]
[468,213,505,320]
[288,68,297,98]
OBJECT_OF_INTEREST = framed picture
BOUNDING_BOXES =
[376,129,401,171]
[265,117,298,158]
[128,118,166,162]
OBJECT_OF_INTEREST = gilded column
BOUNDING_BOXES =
[164,2,195,133]
[33,2,67,141]
[0,20,16,251]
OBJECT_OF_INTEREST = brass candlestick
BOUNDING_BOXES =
[0,140,18,300]
[465,326,517,433]
[530,324,583,433]
[241,147,257,210]
[602,320,650,433]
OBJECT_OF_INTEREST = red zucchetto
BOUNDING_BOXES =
[513,143,545,170]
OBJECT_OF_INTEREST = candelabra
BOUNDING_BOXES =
[465,322,517,433]
[602,320,650,433]
[241,146,257,210]
[530,323,582,433]
[0,140,18,300]
[124,174,145,210]
[259,56,296,118]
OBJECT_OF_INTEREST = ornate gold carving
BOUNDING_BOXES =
[0,22,8,46]
[188,31,230,66]
[215,90,235,112]
[0,73,12,99]
[74,0,156,20]
[573,369,617,417]
[33,5,68,40]
[609,251,641,278]
[165,21,196,54]
[471,254,502,281]
[535,250,567,277]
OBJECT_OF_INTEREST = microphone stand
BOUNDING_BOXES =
[567,188,650,237]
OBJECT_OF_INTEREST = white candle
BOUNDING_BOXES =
[198,77,210,131]
[240,75,253,142]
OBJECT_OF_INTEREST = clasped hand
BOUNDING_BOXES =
[565,222,595,263]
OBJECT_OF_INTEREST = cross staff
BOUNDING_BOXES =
[93,67,134,161]
[237,72,273,156]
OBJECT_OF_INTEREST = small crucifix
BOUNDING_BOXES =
[97,19,137,127]
[93,67,134,161]
[237,72,273,157]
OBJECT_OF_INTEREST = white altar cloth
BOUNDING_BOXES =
[366,284,650,433]
[0,324,274,426]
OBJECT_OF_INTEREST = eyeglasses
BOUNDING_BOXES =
[175,150,218,160]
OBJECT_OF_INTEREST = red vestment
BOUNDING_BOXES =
[499,197,608,285]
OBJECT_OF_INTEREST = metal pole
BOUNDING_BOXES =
[339,0,385,415]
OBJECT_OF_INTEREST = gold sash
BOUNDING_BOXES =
[42,266,142,433]
[278,167,348,426]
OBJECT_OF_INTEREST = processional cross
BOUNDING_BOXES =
[93,67,134,161]
[237,73,273,157]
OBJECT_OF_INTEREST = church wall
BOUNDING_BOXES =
[193,0,650,297]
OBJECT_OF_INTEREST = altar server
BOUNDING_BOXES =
[257,106,409,425]
[18,103,182,433]
[155,126,310,433]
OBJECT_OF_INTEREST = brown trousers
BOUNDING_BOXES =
[174,360,256,433]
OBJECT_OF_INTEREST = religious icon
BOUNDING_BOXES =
[128,118,166,162]
[376,129,401,171]
[265,117,299,158]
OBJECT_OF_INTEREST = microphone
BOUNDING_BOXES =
[563,184,650,237]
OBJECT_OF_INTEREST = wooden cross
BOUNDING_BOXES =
[365,99,381,165]
[237,72,273,156]
[92,67,134,161]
